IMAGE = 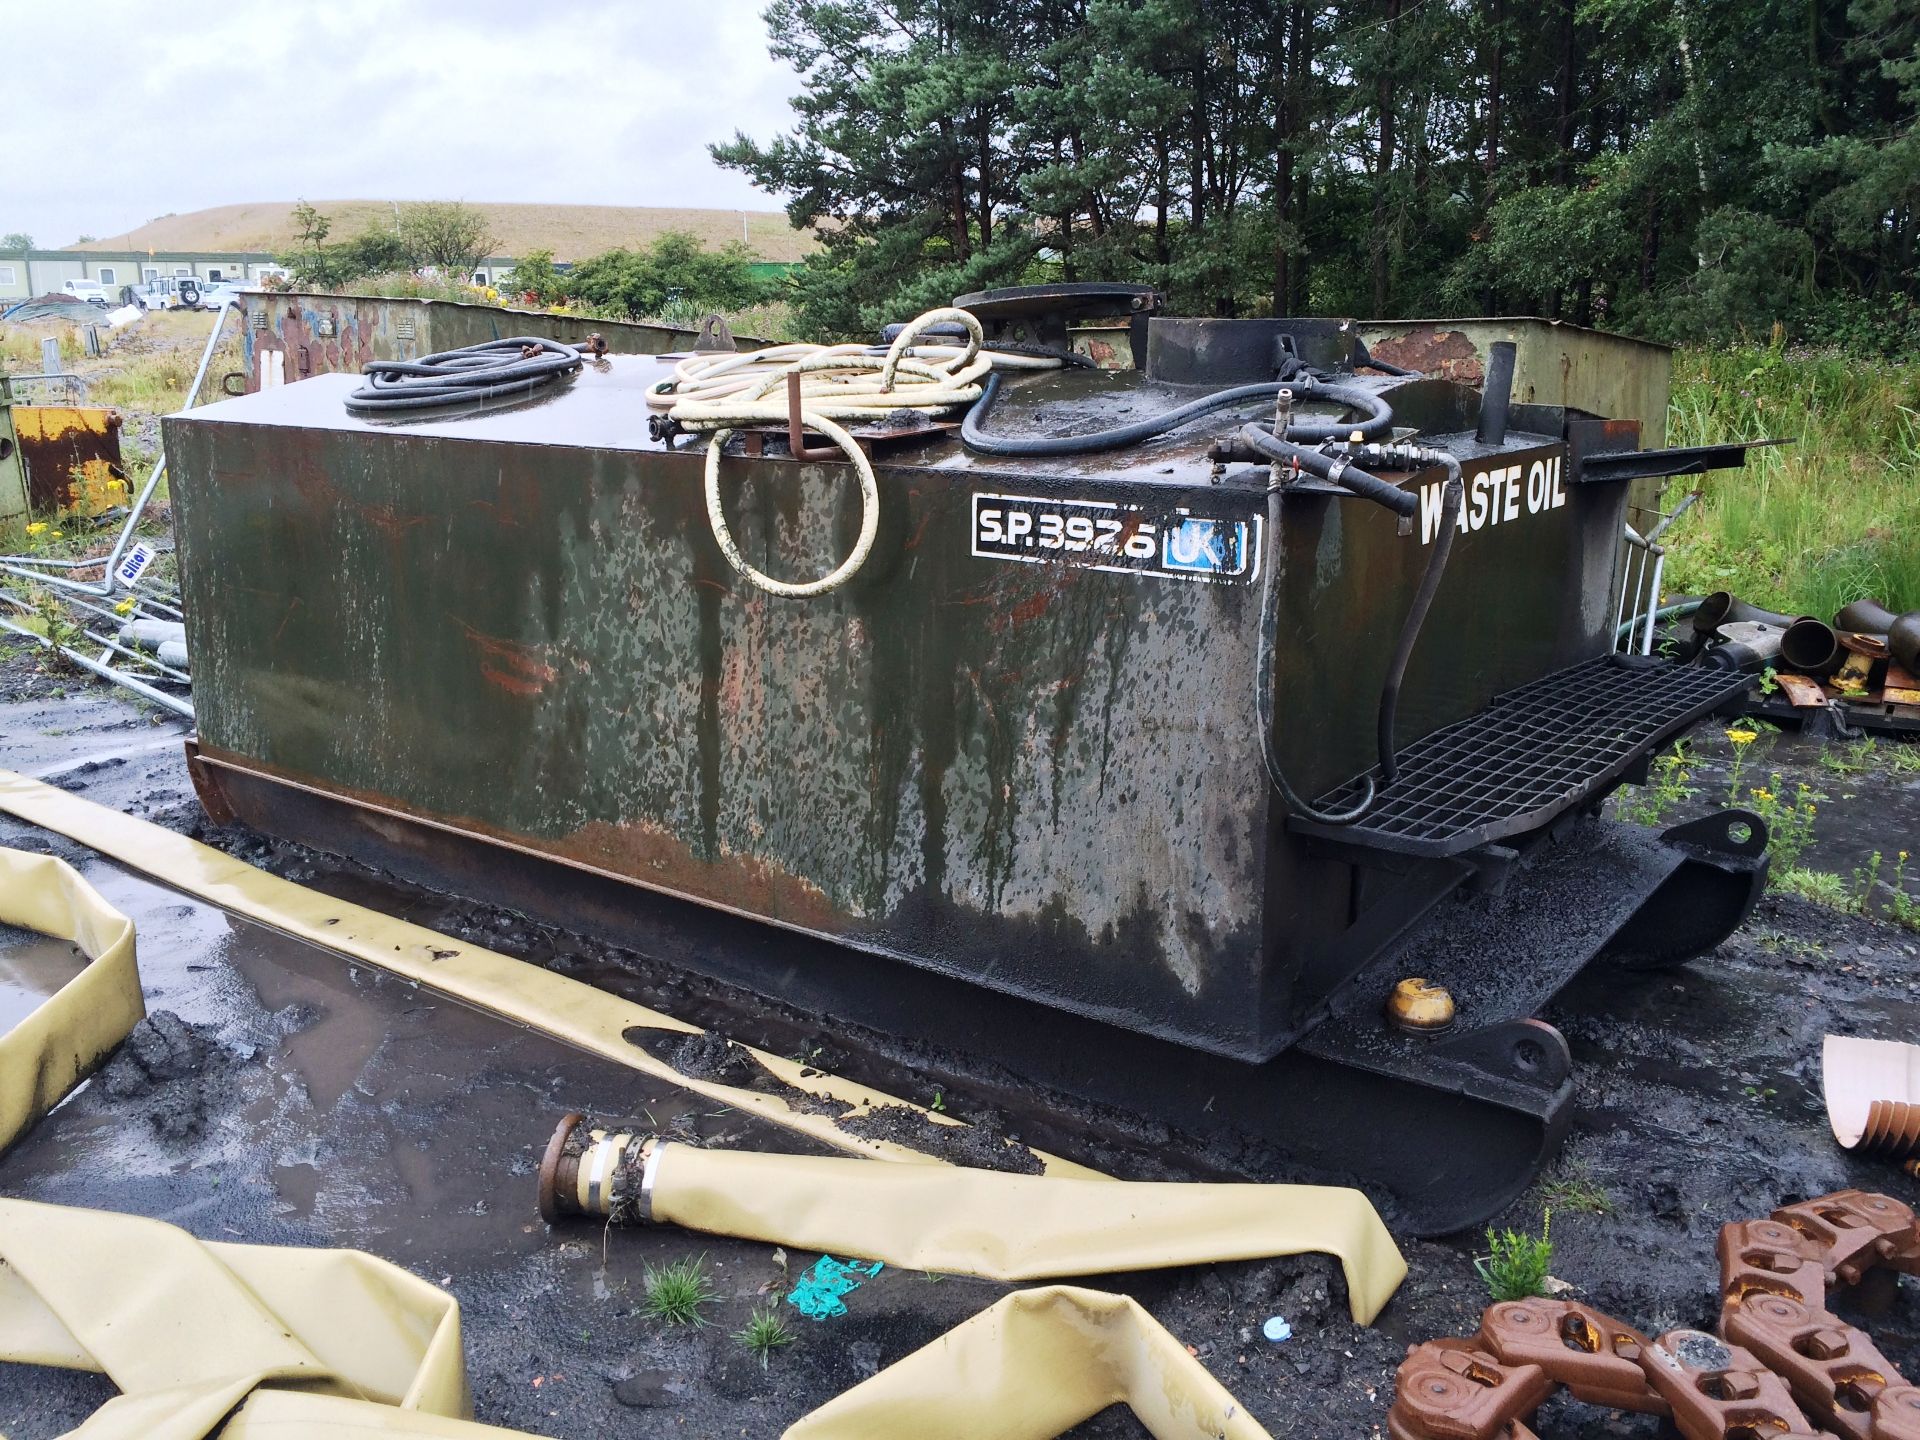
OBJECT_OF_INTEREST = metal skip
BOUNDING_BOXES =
[10,405,128,517]
[537,1116,1407,1324]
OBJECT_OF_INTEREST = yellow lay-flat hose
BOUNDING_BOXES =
[785,1286,1275,1440]
[564,1135,1403,1325]
[0,1197,524,1440]
[0,847,143,1153]
[0,1200,1278,1440]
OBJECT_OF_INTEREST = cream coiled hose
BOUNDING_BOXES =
[648,307,1061,597]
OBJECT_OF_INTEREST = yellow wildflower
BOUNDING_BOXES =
[48,530,62,540]
[113,597,137,616]
[1751,787,1772,801]
[24,522,46,536]
[1725,727,1757,746]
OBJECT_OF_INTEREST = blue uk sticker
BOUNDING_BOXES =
[1161,516,1252,577]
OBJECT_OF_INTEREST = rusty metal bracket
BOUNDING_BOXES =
[786,372,845,462]
[693,313,737,353]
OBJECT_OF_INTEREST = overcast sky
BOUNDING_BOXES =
[9,1,800,246]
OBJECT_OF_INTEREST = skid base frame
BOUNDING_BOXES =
[186,740,1767,1236]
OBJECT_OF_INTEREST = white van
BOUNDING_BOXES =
[62,279,109,307]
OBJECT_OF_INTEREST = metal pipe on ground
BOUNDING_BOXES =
[1692,591,1801,635]
[1836,598,1920,676]
[1699,621,1787,674]
[0,616,195,718]
[1780,617,1844,677]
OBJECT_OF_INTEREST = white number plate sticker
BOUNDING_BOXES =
[971,493,1260,585]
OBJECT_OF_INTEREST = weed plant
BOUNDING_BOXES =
[1538,1164,1614,1216]
[1615,740,1695,827]
[642,1254,717,1326]
[734,1304,795,1367]
[1476,1214,1554,1302]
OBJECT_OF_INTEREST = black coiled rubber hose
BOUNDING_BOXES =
[345,336,583,414]
[961,371,1394,456]
[1250,446,1464,826]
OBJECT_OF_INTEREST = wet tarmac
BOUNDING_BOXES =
[0,647,1917,1438]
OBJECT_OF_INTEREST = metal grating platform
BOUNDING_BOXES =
[1292,656,1749,856]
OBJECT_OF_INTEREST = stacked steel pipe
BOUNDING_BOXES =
[1692,592,1920,716]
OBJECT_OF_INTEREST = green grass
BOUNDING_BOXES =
[1538,1163,1614,1216]
[88,349,197,414]
[734,1304,795,1367]
[1664,346,1920,620]
[641,1254,717,1326]
[1475,1214,1554,1302]
[1776,866,1854,907]
[1818,738,1882,776]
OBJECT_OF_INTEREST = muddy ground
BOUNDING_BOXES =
[0,639,1916,1438]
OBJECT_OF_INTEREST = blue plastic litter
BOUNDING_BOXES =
[1262,1315,1293,1342]
[786,1255,884,1320]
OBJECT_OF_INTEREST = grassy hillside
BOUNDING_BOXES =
[69,201,816,263]
[1664,348,1920,621]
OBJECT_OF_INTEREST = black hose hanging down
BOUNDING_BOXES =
[1250,446,1464,826]
[345,337,584,414]
[961,372,1394,456]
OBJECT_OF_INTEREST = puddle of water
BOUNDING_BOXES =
[0,922,89,1034]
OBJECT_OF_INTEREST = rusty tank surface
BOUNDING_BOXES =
[234,289,764,394]
[0,379,128,519]
[164,287,1770,1232]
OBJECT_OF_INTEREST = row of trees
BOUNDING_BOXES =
[715,0,1920,349]
[280,201,499,288]
[278,203,777,322]
[509,234,776,319]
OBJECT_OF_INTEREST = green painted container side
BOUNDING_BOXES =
[164,357,1627,1060]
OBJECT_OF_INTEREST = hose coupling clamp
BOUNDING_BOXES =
[637,1138,667,1224]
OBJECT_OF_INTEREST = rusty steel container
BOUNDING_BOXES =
[165,305,1767,1230]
